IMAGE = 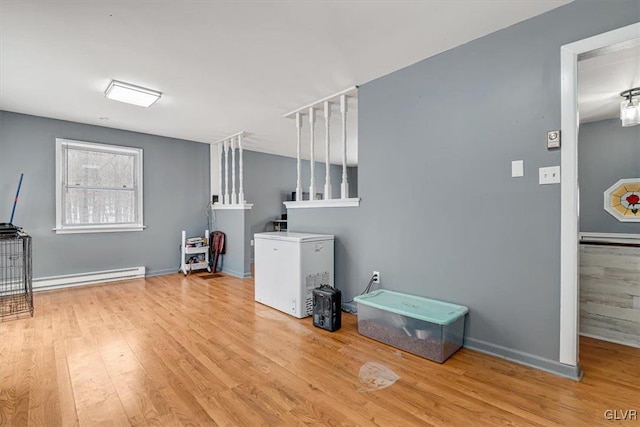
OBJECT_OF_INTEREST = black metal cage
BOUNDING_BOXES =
[0,231,33,319]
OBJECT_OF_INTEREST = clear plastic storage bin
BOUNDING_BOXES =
[354,290,468,363]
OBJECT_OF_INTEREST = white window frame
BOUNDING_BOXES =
[55,138,145,234]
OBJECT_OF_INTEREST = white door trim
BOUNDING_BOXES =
[559,22,640,366]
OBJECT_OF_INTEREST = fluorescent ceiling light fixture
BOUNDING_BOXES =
[105,80,162,107]
[620,87,640,127]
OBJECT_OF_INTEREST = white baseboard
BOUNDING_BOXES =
[33,266,146,292]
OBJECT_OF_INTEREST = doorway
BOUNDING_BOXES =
[560,22,640,368]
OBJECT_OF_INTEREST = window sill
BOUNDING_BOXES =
[53,225,146,234]
[283,198,360,209]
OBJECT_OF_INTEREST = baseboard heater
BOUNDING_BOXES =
[33,266,146,292]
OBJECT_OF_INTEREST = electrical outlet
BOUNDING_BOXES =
[372,271,380,284]
[250,240,254,246]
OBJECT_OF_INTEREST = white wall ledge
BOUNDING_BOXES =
[212,203,253,210]
[284,198,360,209]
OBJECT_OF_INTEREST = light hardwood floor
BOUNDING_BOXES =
[1,273,639,426]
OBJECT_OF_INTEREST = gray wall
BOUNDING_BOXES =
[242,150,345,260]
[289,0,640,376]
[0,111,210,278]
[210,150,348,275]
[579,118,640,234]
[347,166,358,199]
[214,209,250,277]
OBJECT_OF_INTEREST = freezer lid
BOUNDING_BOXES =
[254,231,334,242]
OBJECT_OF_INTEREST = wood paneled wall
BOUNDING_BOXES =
[580,244,640,348]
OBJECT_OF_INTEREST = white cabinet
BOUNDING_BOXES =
[254,232,334,318]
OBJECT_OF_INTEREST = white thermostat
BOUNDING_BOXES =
[547,130,561,149]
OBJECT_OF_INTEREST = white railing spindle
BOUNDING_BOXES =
[218,143,223,203]
[340,94,349,199]
[324,101,331,200]
[238,134,245,204]
[231,138,237,204]
[224,140,230,205]
[296,113,303,201]
[309,107,316,201]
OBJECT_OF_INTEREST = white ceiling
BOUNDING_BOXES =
[0,0,570,165]
[578,42,640,124]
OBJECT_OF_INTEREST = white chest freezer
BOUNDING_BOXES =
[254,232,334,318]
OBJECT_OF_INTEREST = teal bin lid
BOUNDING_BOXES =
[354,290,469,326]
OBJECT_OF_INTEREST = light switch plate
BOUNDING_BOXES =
[547,130,561,149]
[539,166,561,184]
[633,296,640,310]
[511,160,524,177]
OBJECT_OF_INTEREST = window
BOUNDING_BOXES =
[55,138,144,234]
